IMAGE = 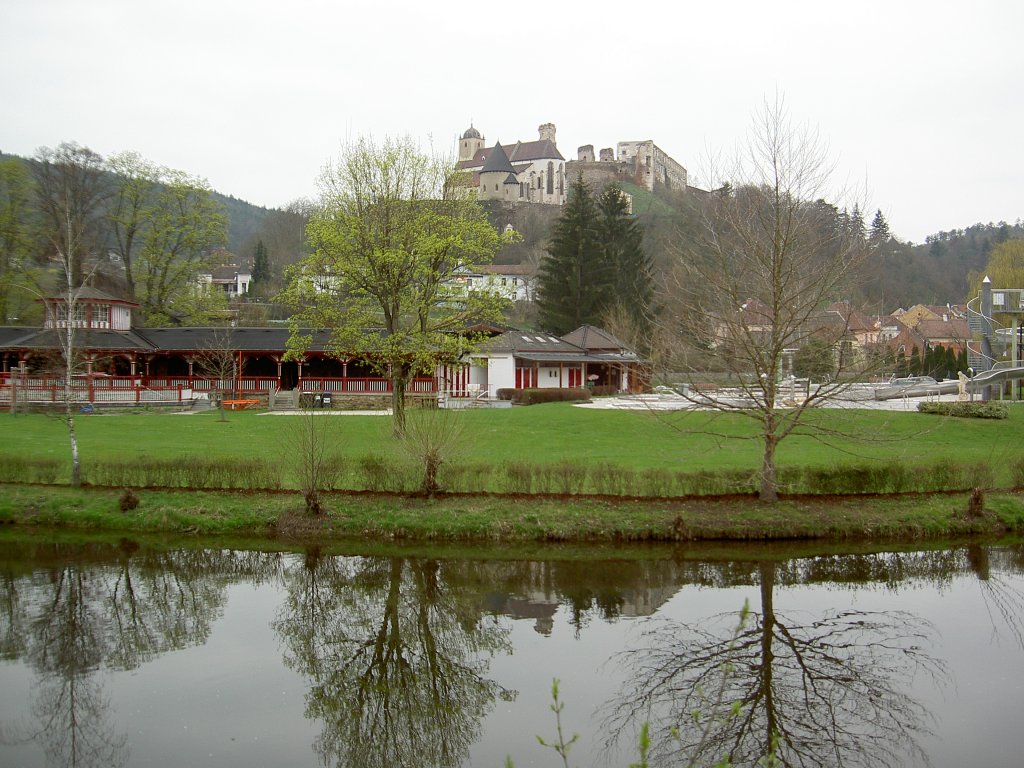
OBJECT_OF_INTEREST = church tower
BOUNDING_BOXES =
[459,124,484,162]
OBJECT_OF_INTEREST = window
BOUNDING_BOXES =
[93,304,110,326]
[546,162,554,195]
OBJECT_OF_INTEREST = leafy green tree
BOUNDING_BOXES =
[0,157,40,323]
[537,174,610,334]
[133,171,227,324]
[596,183,653,334]
[284,136,508,437]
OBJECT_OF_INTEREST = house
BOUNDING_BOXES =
[457,123,567,206]
[445,264,536,303]
[1,288,641,408]
[197,262,251,298]
[441,324,645,400]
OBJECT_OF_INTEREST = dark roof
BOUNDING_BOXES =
[462,124,481,140]
[480,143,516,175]
[461,139,565,171]
[0,328,156,351]
[561,324,633,353]
[481,330,584,355]
[137,327,338,353]
[507,139,564,163]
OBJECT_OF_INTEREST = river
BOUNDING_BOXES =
[1,535,1022,767]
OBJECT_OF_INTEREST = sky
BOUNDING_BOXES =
[1,0,1021,244]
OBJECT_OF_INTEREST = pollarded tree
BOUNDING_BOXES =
[663,99,873,501]
[537,174,611,334]
[596,182,653,336]
[283,136,509,437]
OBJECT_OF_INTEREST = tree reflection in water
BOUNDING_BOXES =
[604,561,948,768]
[0,541,276,768]
[274,550,514,768]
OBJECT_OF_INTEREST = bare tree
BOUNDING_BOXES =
[32,143,110,289]
[284,409,344,514]
[661,99,874,501]
[194,326,237,421]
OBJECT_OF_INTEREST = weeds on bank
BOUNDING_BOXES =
[0,452,1019,499]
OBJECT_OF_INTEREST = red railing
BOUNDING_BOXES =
[0,372,439,407]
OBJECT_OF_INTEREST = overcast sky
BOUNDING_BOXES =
[2,0,1021,244]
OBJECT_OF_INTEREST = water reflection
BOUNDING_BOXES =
[273,548,514,768]
[605,560,951,767]
[0,541,278,768]
[0,538,1021,767]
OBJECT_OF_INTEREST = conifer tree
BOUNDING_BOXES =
[869,209,891,249]
[251,239,270,287]
[537,175,610,334]
[596,183,653,333]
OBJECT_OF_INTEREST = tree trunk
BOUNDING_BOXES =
[66,406,81,487]
[759,430,778,502]
[391,372,407,438]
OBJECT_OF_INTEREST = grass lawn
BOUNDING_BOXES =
[1,402,1024,489]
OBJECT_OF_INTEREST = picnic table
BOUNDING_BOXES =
[221,399,260,410]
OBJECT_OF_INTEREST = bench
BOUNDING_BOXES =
[221,399,260,410]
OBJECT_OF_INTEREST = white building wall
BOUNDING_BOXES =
[487,354,515,395]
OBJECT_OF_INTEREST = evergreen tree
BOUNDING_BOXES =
[596,183,653,332]
[537,175,610,334]
[848,203,866,242]
[251,239,270,286]
[869,209,891,250]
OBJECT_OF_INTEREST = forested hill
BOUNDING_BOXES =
[864,220,1024,306]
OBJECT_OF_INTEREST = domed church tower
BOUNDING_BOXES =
[459,124,485,162]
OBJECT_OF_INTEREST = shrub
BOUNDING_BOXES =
[590,384,618,397]
[118,489,140,511]
[591,462,636,496]
[517,388,591,405]
[0,456,61,484]
[551,461,588,494]
[502,462,534,493]
[358,454,390,491]
[917,401,1009,419]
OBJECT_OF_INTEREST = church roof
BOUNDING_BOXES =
[460,138,565,171]
[462,124,481,139]
[480,142,516,175]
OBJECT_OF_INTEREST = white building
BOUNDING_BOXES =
[457,123,567,205]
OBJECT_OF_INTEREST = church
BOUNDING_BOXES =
[457,123,566,205]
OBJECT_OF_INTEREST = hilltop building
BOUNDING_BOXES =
[457,123,566,205]
[567,139,689,194]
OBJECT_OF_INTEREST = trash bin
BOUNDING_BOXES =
[321,392,332,408]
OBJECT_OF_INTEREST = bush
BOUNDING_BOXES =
[501,388,591,405]
[917,401,1009,419]
[358,453,390,491]
[118,489,140,511]
[590,384,619,397]
[0,456,61,484]
[502,462,534,493]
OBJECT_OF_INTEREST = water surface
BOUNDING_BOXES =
[1,536,1023,767]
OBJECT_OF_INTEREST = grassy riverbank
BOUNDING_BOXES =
[4,404,1024,543]
[3,404,1024,492]
[3,483,1024,543]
